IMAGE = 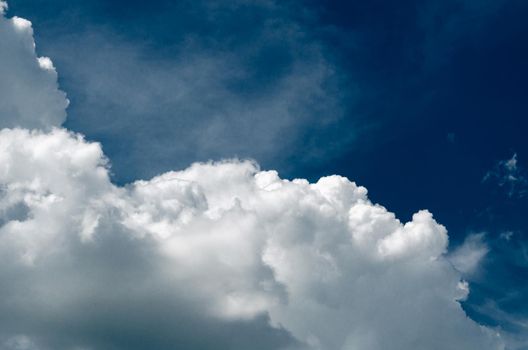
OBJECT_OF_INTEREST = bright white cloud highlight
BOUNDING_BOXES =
[0,2,68,129]
[0,3,507,350]
[0,128,505,350]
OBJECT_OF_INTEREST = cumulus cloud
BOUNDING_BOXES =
[0,2,68,129]
[0,129,505,350]
[0,4,507,350]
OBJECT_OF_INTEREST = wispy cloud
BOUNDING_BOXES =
[472,300,528,350]
[483,153,528,198]
[34,0,355,182]
[448,233,489,275]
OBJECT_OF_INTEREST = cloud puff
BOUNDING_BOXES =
[0,4,506,350]
[0,2,68,129]
[0,128,505,350]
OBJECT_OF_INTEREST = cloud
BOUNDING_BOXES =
[483,153,528,198]
[0,129,505,350]
[472,301,528,350]
[33,0,352,182]
[448,233,489,275]
[0,2,68,129]
[0,3,508,350]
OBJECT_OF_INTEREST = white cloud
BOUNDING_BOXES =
[0,4,507,350]
[448,233,489,275]
[0,128,505,350]
[0,4,68,130]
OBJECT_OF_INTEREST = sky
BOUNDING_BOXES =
[0,0,527,349]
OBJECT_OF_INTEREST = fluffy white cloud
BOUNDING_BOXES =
[0,4,507,350]
[0,2,68,129]
[0,128,505,350]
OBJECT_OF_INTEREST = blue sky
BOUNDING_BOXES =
[3,0,528,348]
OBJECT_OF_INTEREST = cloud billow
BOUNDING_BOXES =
[0,3,67,129]
[0,3,507,350]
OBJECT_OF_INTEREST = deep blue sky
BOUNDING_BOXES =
[8,0,528,342]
